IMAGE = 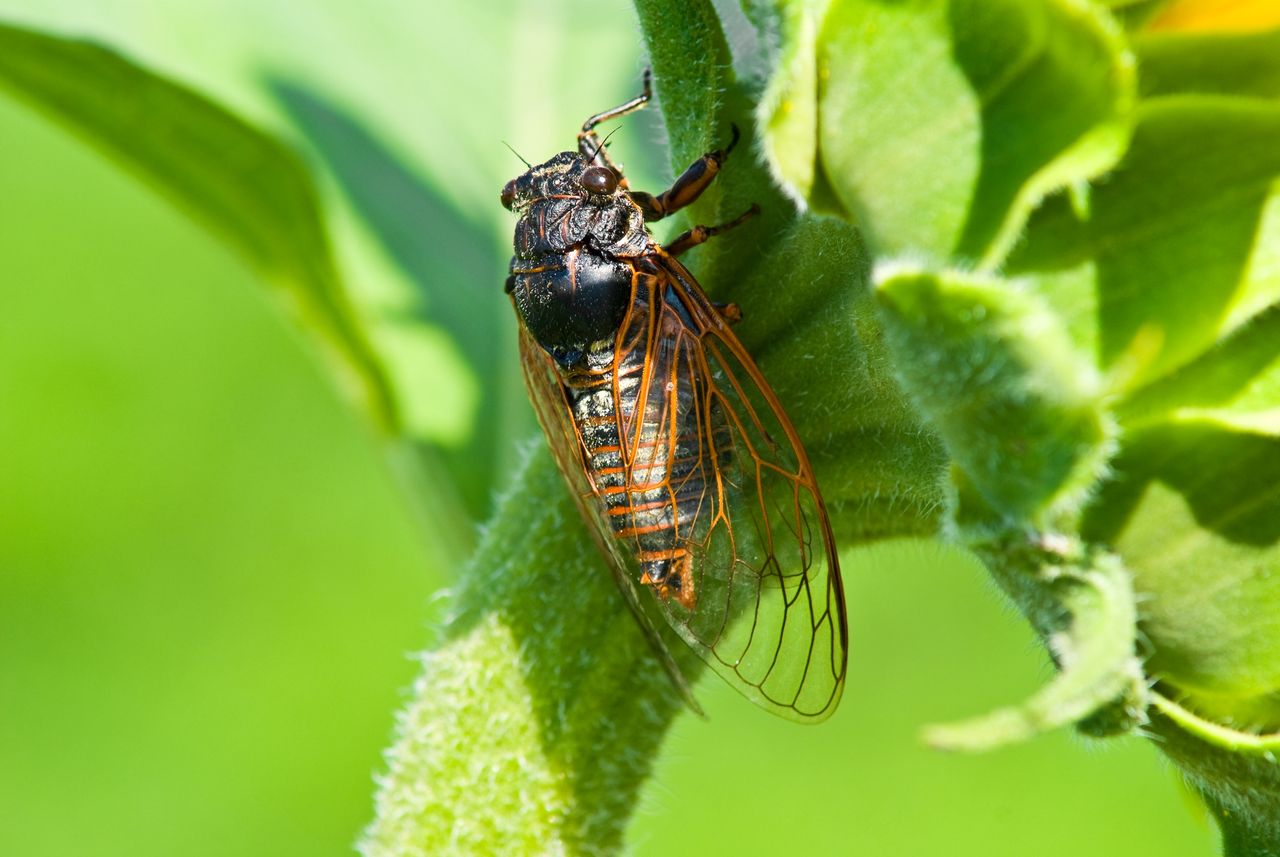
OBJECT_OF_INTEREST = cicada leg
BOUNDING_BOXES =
[712,301,743,325]
[630,123,743,222]
[663,204,761,258]
[667,204,754,326]
[578,69,652,186]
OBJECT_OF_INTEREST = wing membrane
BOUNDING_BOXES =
[634,254,847,720]
[512,249,847,721]
[514,321,703,714]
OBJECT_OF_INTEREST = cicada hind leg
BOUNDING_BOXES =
[640,550,696,611]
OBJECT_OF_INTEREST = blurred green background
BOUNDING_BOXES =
[0,1,1218,854]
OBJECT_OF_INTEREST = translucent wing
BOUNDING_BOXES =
[624,253,848,721]
[514,319,704,715]
[512,251,847,722]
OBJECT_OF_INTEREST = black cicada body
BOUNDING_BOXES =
[502,71,848,721]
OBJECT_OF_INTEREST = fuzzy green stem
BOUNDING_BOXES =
[361,448,700,856]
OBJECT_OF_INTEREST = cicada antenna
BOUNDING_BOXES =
[502,141,532,168]
[588,126,622,165]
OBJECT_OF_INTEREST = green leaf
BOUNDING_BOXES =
[1009,96,1280,387]
[1083,419,1280,726]
[875,264,1113,522]
[754,0,842,212]
[1106,0,1175,31]
[762,0,1134,267]
[1149,697,1280,856]
[0,21,397,431]
[924,539,1144,750]
[1138,28,1280,101]
[1119,303,1280,428]
[268,78,512,520]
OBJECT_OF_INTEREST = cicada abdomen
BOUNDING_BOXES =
[562,284,727,610]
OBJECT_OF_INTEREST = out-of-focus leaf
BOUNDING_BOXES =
[1106,0,1175,31]
[1083,420,1280,726]
[269,79,512,518]
[0,21,397,431]
[1009,96,1280,386]
[1119,303,1280,428]
[0,86,443,857]
[1138,28,1280,100]
[761,0,1133,267]
[754,0,839,211]
[1148,699,1280,855]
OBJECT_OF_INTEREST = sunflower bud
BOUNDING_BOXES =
[874,264,1113,525]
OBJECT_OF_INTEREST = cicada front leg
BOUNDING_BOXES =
[578,69,652,187]
[663,203,761,257]
[630,123,743,222]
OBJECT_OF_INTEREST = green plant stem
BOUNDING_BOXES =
[360,448,698,856]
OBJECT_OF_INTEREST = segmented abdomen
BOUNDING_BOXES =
[567,339,707,599]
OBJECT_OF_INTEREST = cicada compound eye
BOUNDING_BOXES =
[580,165,619,196]
[500,179,518,210]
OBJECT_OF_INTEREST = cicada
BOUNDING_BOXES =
[501,71,847,721]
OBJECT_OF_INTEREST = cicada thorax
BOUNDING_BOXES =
[562,289,715,610]
[505,158,650,366]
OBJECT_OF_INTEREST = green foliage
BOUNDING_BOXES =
[4,1,1280,855]
[764,0,1133,266]
[0,21,396,432]
[761,1,1280,852]
[875,265,1112,521]
[0,67,438,857]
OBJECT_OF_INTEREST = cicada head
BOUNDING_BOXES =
[500,152,624,211]
[503,152,648,367]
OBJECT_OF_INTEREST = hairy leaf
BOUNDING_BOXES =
[763,0,1134,267]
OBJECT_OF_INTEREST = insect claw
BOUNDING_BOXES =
[726,123,741,155]
[714,302,743,325]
